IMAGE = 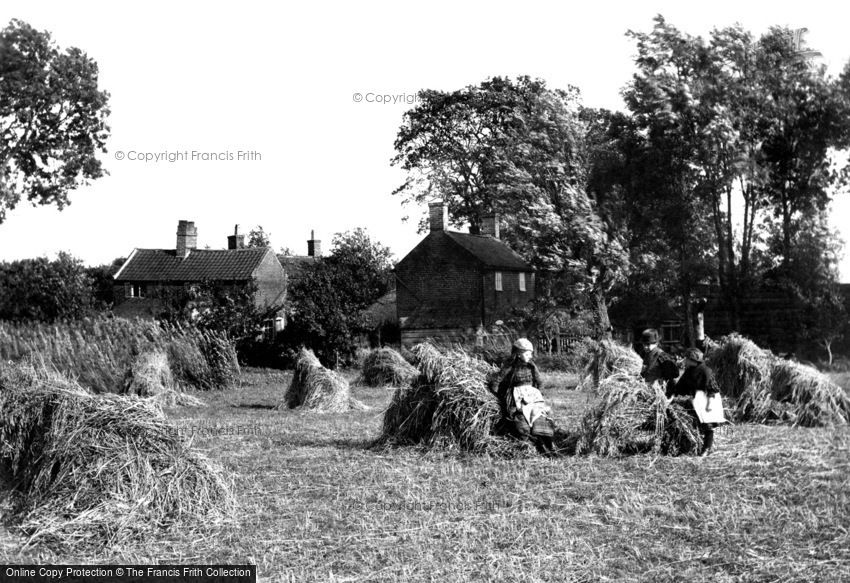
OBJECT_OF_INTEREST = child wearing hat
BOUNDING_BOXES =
[668,347,722,456]
[639,328,679,391]
[490,338,556,454]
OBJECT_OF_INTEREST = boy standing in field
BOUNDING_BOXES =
[639,328,679,391]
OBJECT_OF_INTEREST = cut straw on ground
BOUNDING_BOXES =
[0,360,234,549]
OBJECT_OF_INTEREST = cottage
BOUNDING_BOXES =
[113,221,286,333]
[395,202,535,347]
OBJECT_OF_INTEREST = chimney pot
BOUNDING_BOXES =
[428,201,448,232]
[176,220,198,258]
[481,214,500,239]
[308,230,322,257]
[227,223,245,249]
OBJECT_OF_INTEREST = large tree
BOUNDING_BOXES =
[284,229,394,366]
[0,19,110,223]
[392,77,628,337]
[623,17,850,331]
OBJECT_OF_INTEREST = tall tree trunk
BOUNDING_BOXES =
[782,188,792,272]
[592,287,613,341]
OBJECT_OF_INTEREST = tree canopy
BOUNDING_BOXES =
[0,19,110,223]
[283,229,394,366]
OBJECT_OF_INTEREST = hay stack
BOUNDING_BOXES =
[576,372,702,456]
[282,348,364,412]
[379,342,537,454]
[579,340,643,392]
[123,351,206,408]
[705,334,773,401]
[361,347,417,387]
[768,360,850,427]
[0,361,234,548]
[706,333,850,426]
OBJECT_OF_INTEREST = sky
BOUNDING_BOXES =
[1,0,849,279]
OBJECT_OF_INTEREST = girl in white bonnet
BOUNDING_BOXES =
[490,338,556,454]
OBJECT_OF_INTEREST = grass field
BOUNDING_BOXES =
[2,368,849,582]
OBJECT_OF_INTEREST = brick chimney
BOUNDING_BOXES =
[307,230,322,257]
[429,201,448,232]
[176,220,197,258]
[481,214,500,239]
[227,224,245,249]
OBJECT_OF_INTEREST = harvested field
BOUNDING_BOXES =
[2,366,846,582]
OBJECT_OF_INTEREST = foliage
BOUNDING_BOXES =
[85,257,125,311]
[0,19,110,223]
[0,252,94,321]
[619,17,850,336]
[283,229,394,367]
[247,225,271,248]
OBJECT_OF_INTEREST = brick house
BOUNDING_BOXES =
[395,202,535,347]
[113,221,286,334]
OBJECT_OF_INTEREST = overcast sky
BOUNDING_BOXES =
[1,1,848,279]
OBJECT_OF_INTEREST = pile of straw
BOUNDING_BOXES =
[123,351,205,408]
[706,333,850,426]
[361,347,417,387]
[767,360,850,426]
[0,361,234,548]
[576,372,703,457]
[282,349,365,412]
[578,340,644,392]
[378,343,538,455]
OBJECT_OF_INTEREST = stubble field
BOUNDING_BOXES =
[1,368,848,583]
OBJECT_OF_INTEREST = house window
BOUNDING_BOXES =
[519,272,526,292]
[495,271,502,291]
[661,320,683,346]
[125,283,146,298]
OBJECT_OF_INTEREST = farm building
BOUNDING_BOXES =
[395,201,535,347]
[113,221,286,334]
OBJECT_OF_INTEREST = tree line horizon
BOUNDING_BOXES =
[2,16,849,362]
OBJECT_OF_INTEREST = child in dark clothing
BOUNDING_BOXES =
[490,338,556,454]
[667,348,721,456]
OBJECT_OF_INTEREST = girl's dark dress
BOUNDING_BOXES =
[668,362,720,454]
[490,359,554,451]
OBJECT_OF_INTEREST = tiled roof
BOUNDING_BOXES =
[115,248,271,281]
[278,255,318,284]
[444,231,531,270]
[361,290,397,327]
